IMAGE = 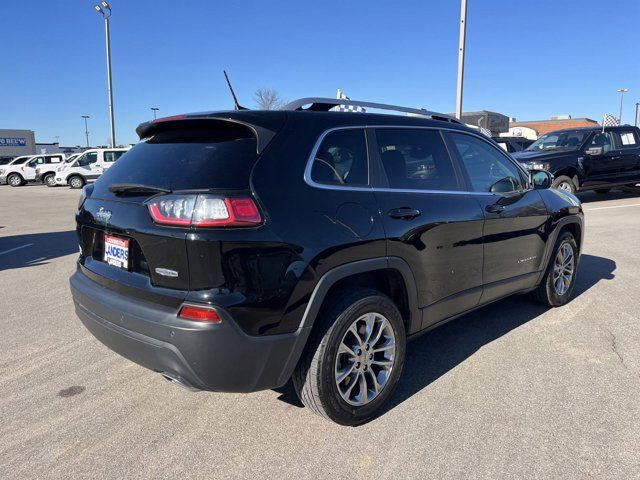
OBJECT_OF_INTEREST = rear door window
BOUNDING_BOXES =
[375,128,459,191]
[94,124,259,193]
[310,129,368,186]
[616,130,639,148]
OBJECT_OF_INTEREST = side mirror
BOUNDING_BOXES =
[530,169,553,189]
[585,146,603,156]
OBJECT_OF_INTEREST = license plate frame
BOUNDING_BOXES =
[103,234,130,270]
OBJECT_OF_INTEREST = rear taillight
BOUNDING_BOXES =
[178,305,221,323]
[146,194,262,227]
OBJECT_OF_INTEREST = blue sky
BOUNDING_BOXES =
[1,0,639,146]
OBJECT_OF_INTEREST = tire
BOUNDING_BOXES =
[533,231,578,307]
[44,173,57,187]
[552,175,577,194]
[293,288,406,426]
[7,173,23,187]
[68,176,85,189]
[594,188,611,194]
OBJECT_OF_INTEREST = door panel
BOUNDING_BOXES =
[614,130,640,182]
[371,128,484,328]
[444,131,551,302]
[581,131,622,187]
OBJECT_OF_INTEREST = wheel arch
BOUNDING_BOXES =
[536,216,584,286]
[276,257,419,386]
[554,167,581,186]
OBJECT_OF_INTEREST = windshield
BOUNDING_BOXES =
[65,154,79,163]
[526,131,590,152]
[12,156,31,165]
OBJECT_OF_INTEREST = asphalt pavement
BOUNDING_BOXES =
[1,184,639,479]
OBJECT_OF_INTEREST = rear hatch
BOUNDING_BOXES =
[77,113,285,305]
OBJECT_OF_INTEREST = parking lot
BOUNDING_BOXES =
[1,184,639,479]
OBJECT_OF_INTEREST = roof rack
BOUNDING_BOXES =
[281,97,463,124]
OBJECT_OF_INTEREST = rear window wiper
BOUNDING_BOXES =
[109,183,172,195]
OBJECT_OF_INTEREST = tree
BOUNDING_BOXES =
[254,88,285,110]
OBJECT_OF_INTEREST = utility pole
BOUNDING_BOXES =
[455,0,468,120]
[82,116,90,148]
[95,2,116,147]
[635,102,639,127]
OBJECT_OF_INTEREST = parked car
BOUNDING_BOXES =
[70,98,584,425]
[0,154,65,187]
[513,125,640,193]
[55,148,129,188]
[35,153,80,187]
[493,136,534,153]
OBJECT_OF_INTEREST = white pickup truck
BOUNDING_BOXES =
[0,154,66,187]
[55,148,129,188]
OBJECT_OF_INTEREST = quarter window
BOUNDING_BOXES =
[310,129,368,186]
[375,129,458,191]
[448,132,525,193]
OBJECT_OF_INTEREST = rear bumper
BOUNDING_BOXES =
[70,266,302,392]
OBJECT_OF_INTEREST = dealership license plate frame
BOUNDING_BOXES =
[103,234,130,270]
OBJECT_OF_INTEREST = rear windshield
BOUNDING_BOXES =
[93,123,259,193]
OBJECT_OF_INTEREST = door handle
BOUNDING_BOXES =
[485,204,506,214]
[388,208,421,220]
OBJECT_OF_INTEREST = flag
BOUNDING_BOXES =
[333,89,366,113]
[480,126,492,137]
[602,113,620,127]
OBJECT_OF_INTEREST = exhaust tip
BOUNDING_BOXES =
[161,372,200,392]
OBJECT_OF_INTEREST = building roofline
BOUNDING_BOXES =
[510,118,598,125]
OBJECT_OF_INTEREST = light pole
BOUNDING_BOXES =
[617,88,628,123]
[82,115,90,148]
[150,107,159,120]
[455,0,468,120]
[94,2,116,147]
[635,102,639,127]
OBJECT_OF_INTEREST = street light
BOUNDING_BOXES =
[94,2,116,147]
[150,107,159,120]
[635,102,639,127]
[617,88,629,123]
[81,116,91,148]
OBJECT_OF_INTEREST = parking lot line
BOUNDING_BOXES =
[0,243,34,256]
[585,203,640,211]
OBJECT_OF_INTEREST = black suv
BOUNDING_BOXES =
[513,126,640,194]
[71,98,584,425]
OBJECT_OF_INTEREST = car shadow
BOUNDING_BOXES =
[0,230,78,271]
[274,254,617,417]
[576,189,638,204]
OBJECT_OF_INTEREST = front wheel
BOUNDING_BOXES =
[293,289,406,426]
[552,175,577,194]
[7,173,23,187]
[533,231,578,307]
[44,174,57,187]
[68,176,85,189]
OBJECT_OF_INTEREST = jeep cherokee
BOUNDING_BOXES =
[71,98,584,425]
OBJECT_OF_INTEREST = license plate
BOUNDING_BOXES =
[104,234,129,269]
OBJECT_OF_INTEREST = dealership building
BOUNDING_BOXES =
[0,129,36,157]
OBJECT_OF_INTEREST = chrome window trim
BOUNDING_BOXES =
[304,125,532,195]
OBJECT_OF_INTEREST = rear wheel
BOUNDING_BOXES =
[552,175,577,194]
[293,288,406,426]
[594,188,611,194]
[68,175,85,189]
[7,173,23,187]
[534,231,578,307]
[44,173,57,187]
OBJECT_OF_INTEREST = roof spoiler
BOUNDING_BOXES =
[281,97,462,124]
[135,115,277,154]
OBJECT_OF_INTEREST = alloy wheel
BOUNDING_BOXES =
[553,241,574,296]
[9,175,21,186]
[557,181,573,192]
[45,175,56,187]
[334,312,396,406]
